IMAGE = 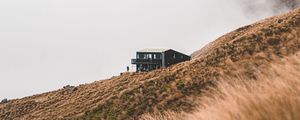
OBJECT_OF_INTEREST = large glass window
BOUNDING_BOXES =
[154,54,162,59]
[147,54,152,59]
[137,54,146,59]
[138,53,163,59]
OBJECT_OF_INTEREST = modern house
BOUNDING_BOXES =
[131,49,191,72]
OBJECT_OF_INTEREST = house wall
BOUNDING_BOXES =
[133,50,190,72]
[135,52,163,72]
[164,50,191,67]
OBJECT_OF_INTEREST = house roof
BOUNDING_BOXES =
[137,48,170,53]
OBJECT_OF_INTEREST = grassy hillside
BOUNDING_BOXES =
[143,52,300,120]
[0,8,299,120]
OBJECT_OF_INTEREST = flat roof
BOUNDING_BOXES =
[137,48,170,53]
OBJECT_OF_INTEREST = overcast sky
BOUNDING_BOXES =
[0,0,293,99]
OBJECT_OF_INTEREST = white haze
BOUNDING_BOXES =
[0,0,296,99]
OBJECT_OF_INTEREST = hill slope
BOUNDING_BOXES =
[0,8,299,120]
[142,51,300,120]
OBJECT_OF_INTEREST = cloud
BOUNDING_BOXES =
[236,0,300,18]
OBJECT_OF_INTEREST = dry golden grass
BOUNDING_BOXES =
[142,53,300,120]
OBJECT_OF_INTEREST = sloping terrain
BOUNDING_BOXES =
[0,8,299,120]
[143,52,300,120]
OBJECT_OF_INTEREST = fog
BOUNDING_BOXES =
[0,0,296,99]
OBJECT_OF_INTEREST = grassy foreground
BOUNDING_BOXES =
[142,53,300,120]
